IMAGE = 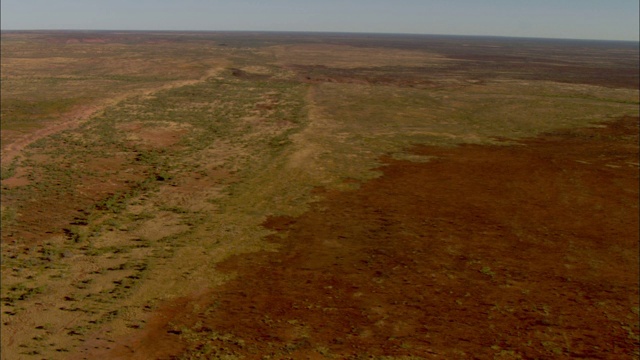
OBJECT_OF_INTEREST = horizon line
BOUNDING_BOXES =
[1,29,638,43]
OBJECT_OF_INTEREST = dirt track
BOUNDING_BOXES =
[84,116,639,359]
[0,67,225,166]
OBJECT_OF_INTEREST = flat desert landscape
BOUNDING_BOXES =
[1,31,638,359]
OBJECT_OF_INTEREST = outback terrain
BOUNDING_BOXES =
[1,31,639,359]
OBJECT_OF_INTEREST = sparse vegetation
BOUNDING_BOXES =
[1,31,638,359]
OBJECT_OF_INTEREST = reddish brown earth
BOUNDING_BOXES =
[83,117,639,359]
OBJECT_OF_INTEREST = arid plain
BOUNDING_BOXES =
[1,31,638,359]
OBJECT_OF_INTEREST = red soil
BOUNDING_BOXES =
[81,117,639,359]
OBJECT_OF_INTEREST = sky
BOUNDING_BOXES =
[1,0,638,41]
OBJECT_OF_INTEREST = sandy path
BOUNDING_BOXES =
[1,66,226,166]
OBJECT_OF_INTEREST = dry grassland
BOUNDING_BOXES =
[1,31,638,359]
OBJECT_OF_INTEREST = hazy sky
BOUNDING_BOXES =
[1,0,638,41]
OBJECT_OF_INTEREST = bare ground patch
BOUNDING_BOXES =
[100,116,638,359]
